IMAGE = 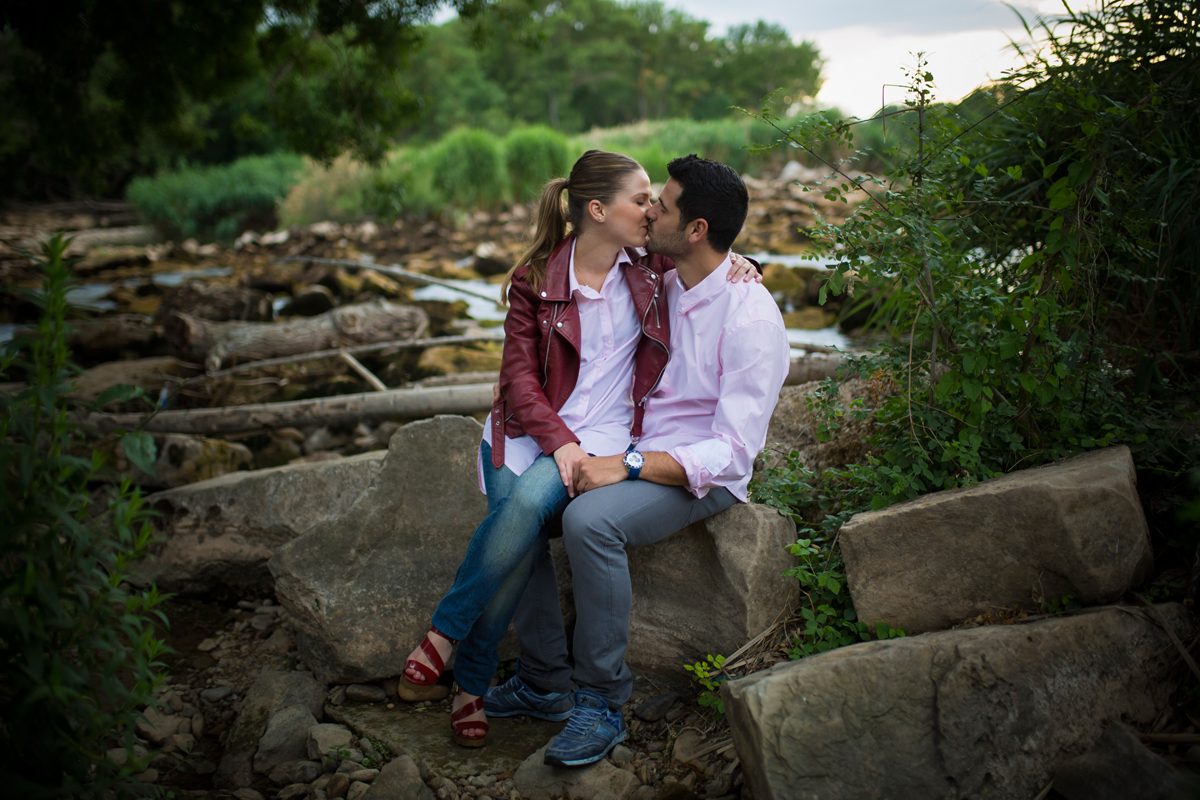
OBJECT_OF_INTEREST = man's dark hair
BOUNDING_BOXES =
[666,154,749,252]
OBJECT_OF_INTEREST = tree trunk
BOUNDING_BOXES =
[81,383,493,435]
[166,299,428,372]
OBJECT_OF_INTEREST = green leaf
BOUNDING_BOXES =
[121,431,157,475]
[89,383,145,410]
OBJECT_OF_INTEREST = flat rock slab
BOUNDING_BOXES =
[140,450,385,594]
[331,700,564,777]
[841,446,1153,633]
[723,603,1193,800]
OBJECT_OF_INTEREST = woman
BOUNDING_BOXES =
[398,150,756,747]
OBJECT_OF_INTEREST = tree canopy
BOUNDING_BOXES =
[0,0,488,197]
[0,0,822,198]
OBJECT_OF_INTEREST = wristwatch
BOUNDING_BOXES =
[622,449,644,480]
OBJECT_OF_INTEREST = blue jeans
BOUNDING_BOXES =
[431,440,569,697]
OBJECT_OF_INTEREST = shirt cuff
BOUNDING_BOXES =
[667,440,733,499]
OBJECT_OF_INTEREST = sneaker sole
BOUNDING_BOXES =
[543,730,627,767]
[484,704,574,722]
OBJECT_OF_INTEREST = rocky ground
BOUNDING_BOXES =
[133,593,766,800]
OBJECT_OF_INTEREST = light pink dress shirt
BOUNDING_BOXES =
[639,256,789,502]
[481,241,640,485]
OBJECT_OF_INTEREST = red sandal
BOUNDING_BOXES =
[398,627,453,702]
[451,692,489,748]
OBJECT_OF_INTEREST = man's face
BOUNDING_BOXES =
[646,178,689,257]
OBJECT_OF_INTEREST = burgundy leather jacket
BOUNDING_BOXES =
[490,235,671,468]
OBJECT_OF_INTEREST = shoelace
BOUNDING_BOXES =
[560,700,607,738]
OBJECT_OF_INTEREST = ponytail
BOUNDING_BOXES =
[501,177,569,303]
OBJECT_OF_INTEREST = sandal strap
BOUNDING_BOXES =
[451,694,489,736]
[403,627,453,686]
[450,694,485,722]
[417,629,448,674]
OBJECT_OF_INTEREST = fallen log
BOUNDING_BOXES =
[165,299,428,372]
[190,332,504,383]
[81,383,494,435]
[283,255,502,306]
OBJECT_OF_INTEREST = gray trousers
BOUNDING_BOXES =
[511,480,737,709]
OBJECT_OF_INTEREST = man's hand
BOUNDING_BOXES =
[553,442,588,497]
[575,454,628,493]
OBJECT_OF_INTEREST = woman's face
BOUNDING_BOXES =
[595,168,653,248]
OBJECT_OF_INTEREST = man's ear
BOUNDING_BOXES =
[686,217,709,244]
[587,198,606,224]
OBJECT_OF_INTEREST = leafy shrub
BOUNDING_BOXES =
[427,128,508,210]
[278,154,377,226]
[0,236,168,797]
[127,152,304,242]
[364,147,443,220]
[504,126,570,203]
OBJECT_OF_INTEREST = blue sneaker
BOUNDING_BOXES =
[543,690,626,768]
[484,673,574,721]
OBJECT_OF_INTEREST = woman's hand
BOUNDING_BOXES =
[553,442,588,497]
[728,252,763,283]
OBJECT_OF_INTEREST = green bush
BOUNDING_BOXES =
[278,154,378,226]
[0,236,168,797]
[127,152,305,241]
[365,147,445,220]
[504,126,570,203]
[427,128,508,210]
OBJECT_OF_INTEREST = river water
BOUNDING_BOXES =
[4,258,852,354]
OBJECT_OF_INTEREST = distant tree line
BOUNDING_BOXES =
[0,0,821,200]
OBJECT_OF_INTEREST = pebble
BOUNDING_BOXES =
[232,790,264,800]
[197,637,219,652]
[672,729,707,767]
[347,781,370,800]
[646,740,666,753]
[201,686,234,703]
[192,711,206,738]
[326,772,351,798]
[277,784,308,800]
[611,744,634,766]
[250,613,276,632]
[347,768,380,782]
[133,768,159,783]
[168,733,197,754]
[634,691,679,722]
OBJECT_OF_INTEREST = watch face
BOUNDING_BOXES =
[624,451,645,469]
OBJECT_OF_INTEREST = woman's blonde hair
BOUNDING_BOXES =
[501,149,642,302]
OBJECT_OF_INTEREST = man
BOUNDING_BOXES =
[484,155,790,767]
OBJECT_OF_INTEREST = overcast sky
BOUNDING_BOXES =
[659,0,1098,116]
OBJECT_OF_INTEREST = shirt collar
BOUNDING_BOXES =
[675,253,733,314]
[569,239,632,297]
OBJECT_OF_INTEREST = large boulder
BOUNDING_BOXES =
[139,450,386,594]
[760,377,886,472]
[841,446,1153,633]
[627,503,797,676]
[723,603,1194,800]
[270,416,488,684]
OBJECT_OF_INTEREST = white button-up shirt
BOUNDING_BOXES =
[639,255,789,501]
[482,241,641,482]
